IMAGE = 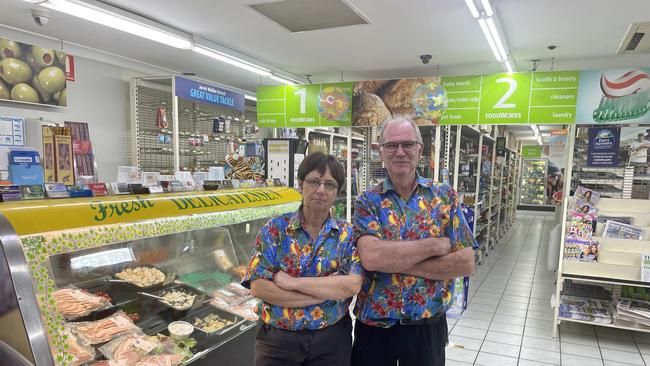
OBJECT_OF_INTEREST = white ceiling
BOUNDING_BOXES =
[1,0,650,95]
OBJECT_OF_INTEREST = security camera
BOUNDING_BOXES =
[31,9,51,26]
[420,54,432,64]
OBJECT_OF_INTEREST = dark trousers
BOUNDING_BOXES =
[351,313,448,366]
[254,315,353,366]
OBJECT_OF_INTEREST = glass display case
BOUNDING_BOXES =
[0,187,301,366]
[520,158,548,205]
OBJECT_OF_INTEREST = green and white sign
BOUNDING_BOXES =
[522,145,543,158]
[257,82,353,128]
[440,71,580,125]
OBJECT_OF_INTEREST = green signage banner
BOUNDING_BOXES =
[522,145,543,158]
[257,83,353,127]
[440,71,580,125]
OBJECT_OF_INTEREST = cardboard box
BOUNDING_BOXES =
[42,126,56,183]
[42,126,74,185]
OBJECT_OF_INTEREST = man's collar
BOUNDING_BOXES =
[381,173,429,194]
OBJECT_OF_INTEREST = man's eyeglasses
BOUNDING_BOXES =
[303,178,339,192]
[381,141,420,153]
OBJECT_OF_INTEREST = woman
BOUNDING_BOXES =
[242,152,363,366]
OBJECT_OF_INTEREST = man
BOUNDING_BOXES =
[352,117,476,366]
[630,133,650,164]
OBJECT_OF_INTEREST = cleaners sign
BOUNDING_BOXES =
[174,76,245,112]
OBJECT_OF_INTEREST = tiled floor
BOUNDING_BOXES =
[446,211,650,366]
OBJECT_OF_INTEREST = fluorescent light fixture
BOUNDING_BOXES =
[480,0,494,17]
[192,44,271,76]
[270,74,297,85]
[245,95,257,102]
[464,0,479,18]
[478,18,502,62]
[504,59,513,73]
[38,0,193,49]
[486,17,508,61]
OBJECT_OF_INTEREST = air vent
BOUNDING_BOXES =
[617,22,650,54]
[250,0,369,33]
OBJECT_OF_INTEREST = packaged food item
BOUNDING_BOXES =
[71,311,139,344]
[135,354,184,366]
[192,313,235,334]
[168,321,194,341]
[211,297,258,321]
[99,332,159,364]
[115,266,165,288]
[212,249,234,271]
[223,283,251,298]
[52,327,95,366]
[53,287,112,319]
[228,265,247,280]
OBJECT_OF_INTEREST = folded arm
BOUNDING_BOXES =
[274,271,362,301]
[250,279,325,308]
[401,247,475,280]
[357,235,451,273]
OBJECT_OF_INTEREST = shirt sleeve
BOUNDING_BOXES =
[338,224,364,276]
[353,193,382,240]
[446,186,479,251]
[241,219,279,289]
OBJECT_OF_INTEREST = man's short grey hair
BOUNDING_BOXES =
[378,116,424,145]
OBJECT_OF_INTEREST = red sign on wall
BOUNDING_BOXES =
[65,54,75,82]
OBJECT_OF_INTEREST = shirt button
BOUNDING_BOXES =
[401,309,406,314]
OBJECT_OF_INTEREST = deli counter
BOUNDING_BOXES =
[0,187,301,366]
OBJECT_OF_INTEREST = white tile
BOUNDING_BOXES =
[641,354,650,364]
[632,332,650,345]
[492,314,526,326]
[522,336,560,352]
[599,348,644,365]
[560,333,599,347]
[446,347,478,363]
[561,342,600,357]
[472,292,502,300]
[595,327,634,341]
[561,353,604,366]
[448,335,484,351]
[475,351,518,366]
[484,330,522,346]
[501,294,530,304]
[523,325,556,340]
[518,359,557,366]
[461,309,494,321]
[525,318,554,330]
[528,302,553,312]
[489,321,524,335]
[471,303,499,313]
[597,338,639,353]
[527,310,554,321]
[498,302,529,311]
[520,346,560,365]
[457,318,491,330]
[635,342,650,354]
[496,307,528,318]
[471,297,501,306]
[451,325,488,340]
[480,340,520,357]
[558,322,596,336]
[445,360,474,366]
[603,361,644,366]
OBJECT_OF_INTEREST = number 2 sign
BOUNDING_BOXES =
[479,72,532,124]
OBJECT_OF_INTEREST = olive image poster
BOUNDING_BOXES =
[0,37,68,107]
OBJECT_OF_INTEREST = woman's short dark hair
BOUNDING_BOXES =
[297,152,345,193]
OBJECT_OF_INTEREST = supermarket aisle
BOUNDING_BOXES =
[446,211,650,366]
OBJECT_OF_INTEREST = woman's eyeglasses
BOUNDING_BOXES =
[304,178,338,192]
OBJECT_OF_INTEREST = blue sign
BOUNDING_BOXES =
[174,76,245,112]
[587,127,621,167]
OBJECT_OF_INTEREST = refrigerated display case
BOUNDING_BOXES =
[0,187,301,366]
[520,159,548,206]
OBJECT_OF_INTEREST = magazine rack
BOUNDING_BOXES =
[553,196,650,336]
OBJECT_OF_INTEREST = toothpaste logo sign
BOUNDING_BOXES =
[577,68,650,124]
[587,127,620,167]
